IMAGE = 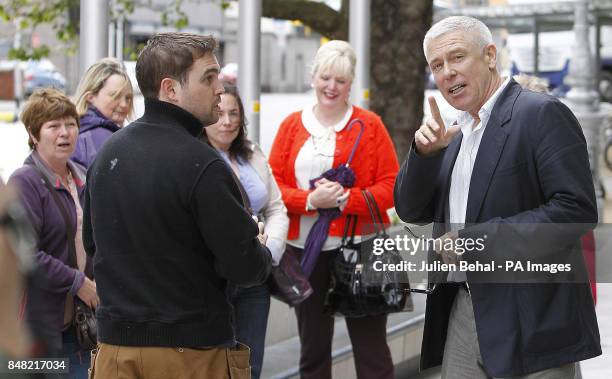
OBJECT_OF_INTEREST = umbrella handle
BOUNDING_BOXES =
[345,119,365,166]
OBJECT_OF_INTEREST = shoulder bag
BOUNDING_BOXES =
[228,165,313,307]
[324,189,413,317]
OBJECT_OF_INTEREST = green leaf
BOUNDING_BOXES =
[8,47,29,60]
[175,16,188,29]
[31,45,50,60]
[0,5,9,21]
[7,44,52,60]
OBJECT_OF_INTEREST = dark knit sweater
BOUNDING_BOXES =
[83,99,272,347]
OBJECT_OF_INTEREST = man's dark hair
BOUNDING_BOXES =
[202,86,253,161]
[136,33,217,99]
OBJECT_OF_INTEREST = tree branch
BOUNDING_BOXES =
[262,0,347,40]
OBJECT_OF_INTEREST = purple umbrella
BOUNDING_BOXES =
[301,119,365,277]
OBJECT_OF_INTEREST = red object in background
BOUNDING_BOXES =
[582,231,596,305]
[31,32,41,48]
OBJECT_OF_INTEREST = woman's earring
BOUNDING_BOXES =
[310,83,314,88]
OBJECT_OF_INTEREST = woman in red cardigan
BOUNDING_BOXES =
[269,40,399,379]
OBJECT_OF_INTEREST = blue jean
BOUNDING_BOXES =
[61,328,91,379]
[230,284,270,379]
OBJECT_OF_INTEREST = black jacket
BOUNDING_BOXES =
[83,99,271,347]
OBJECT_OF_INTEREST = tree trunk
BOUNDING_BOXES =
[262,0,348,40]
[370,0,432,161]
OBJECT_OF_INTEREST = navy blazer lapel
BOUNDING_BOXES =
[465,80,521,223]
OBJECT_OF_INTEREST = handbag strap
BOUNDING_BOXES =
[28,163,78,270]
[340,214,358,248]
[341,189,388,247]
[361,190,388,238]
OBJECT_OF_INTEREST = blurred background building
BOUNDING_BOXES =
[0,0,323,96]
[1,0,611,100]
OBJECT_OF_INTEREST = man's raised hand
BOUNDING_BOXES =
[414,96,461,156]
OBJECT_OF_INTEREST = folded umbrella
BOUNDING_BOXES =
[301,119,365,277]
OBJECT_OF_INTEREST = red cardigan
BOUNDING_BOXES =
[269,105,399,240]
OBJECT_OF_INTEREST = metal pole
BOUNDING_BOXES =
[533,17,540,77]
[595,16,601,94]
[13,17,23,107]
[564,0,604,215]
[108,21,116,57]
[349,0,371,109]
[238,0,261,144]
[116,17,125,62]
[80,0,109,75]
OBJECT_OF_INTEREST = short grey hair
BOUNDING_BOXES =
[423,16,493,59]
[311,40,356,81]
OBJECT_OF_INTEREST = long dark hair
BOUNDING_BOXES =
[202,86,253,161]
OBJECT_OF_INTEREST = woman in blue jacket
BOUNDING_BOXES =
[71,57,134,168]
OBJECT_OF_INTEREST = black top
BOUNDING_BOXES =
[83,99,271,347]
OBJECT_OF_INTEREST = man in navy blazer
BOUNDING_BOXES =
[394,16,601,378]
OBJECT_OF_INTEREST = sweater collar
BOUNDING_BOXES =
[80,106,120,133]
[26,150,86,188]
[301,103,354,137]
[142,98,204,137]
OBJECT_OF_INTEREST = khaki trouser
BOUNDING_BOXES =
[89,342,250,379]
[441,287,576,379]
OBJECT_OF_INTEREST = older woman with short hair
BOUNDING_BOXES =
[71,57,134,168]
[269,40,399,379]
[9,88,97,378]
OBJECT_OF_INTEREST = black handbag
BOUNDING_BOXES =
[324,190,413,317]
[29,163,97,350]
[74,297,97,349]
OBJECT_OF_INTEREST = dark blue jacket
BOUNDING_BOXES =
[71,106,120,168]
[394,79,600,377]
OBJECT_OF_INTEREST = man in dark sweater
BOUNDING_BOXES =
[83,33,272,378]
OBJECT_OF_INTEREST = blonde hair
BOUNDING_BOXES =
[513,73,549,94]
[311,40,356,81]
[74,57,134,119]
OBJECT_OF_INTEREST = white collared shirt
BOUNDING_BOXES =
[449,76,510,226]
[447,77,510,282]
